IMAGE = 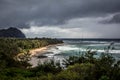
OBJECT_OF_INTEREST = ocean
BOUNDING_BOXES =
[30,39,120,67]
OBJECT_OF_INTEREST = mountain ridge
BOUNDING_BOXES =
[0,27,26,38]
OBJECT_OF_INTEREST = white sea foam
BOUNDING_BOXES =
[56,45,79,51]
[97,50,120,54]
[43,42,120,58]
[57,45,120,54]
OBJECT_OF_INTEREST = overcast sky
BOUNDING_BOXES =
[0,0,120,38]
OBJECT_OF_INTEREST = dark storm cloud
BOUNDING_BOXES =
[0,0,120,28]
[107,13,120,24]
[100,13,120,24]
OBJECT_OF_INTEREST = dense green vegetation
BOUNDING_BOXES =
[0,38,63,68]
[0,38,120,80]
[0,38,63,55]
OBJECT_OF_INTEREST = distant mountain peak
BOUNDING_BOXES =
[8,27,17,29]
[0,27,26,38]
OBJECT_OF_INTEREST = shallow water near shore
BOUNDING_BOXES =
[29,39,120,67]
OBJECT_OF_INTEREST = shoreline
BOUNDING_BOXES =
[29,43,64,57]
[17,43,64,60]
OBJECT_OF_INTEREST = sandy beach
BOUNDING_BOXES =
[29,43,63,57]
[29,47,47,56]
[17,43,63,59]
